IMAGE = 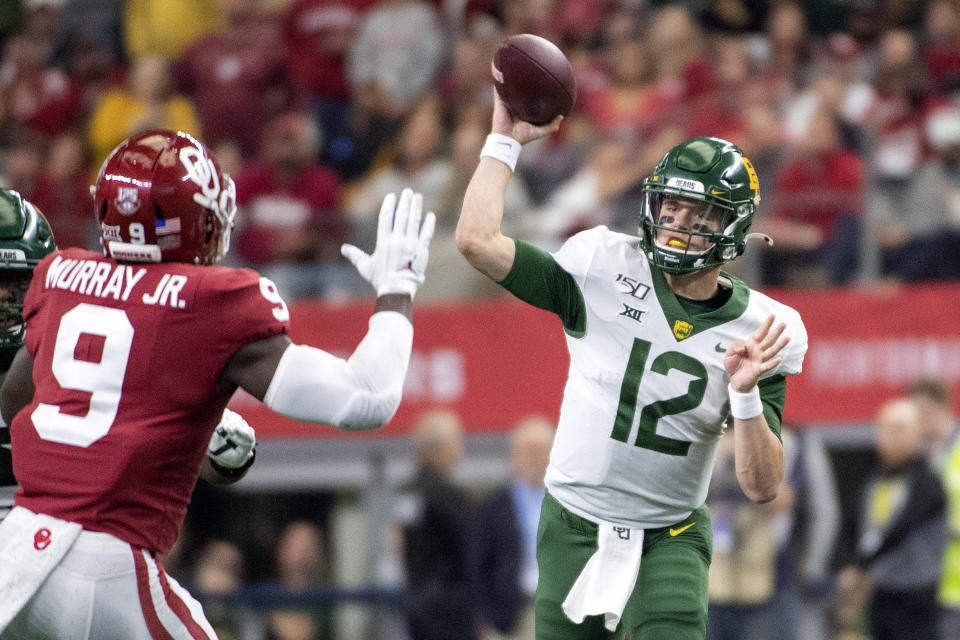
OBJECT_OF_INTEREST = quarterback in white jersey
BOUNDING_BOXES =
[457,92,807,640]
[542,224,805,530]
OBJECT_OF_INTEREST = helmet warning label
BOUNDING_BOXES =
[665,177,704,193]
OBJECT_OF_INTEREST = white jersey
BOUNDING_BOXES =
[502,227,807,529]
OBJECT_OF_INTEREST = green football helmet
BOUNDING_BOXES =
[0,189,56,351]
[640,136,764,274]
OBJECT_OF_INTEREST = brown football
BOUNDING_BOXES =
[492,34,576,125]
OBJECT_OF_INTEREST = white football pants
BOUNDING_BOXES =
[0,507,217,640]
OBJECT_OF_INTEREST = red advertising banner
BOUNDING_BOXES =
[769,283,960,423]
[229,299,571,439]
[230,283,960,439]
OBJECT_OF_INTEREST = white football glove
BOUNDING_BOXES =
[207,408,256,470]
[341,188,436,299]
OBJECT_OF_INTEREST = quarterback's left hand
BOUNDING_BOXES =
[207,408,256,469]
[725,315,790,392]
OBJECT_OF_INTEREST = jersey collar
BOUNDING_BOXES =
[650,265,750,341]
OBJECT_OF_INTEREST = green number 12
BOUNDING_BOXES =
[610,337,707,456]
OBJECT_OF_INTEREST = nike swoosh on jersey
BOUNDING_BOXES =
[715,343,726,352]
[669,522,695,537]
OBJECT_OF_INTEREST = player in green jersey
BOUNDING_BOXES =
[0,190,56,520]
[456,93,808,640]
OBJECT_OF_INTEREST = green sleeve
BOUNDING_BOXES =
[498,239,586,337]
[758,374,787,440]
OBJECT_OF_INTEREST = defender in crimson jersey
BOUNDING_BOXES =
[14,252,286,553]
[0,130,435,640]
[0,188,265,528]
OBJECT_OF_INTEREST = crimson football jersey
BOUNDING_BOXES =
[11,248,289,553]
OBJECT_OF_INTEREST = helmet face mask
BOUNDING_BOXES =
[94,130,236,266]
[640,137,760,274]
[648,194,726,255]
[0,270,33,350]
[0,189,57,351]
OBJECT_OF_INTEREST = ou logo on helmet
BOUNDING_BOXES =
[179,145,223,214]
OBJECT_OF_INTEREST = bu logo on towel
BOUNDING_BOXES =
[613,526,631,540]
[34,528,52,551]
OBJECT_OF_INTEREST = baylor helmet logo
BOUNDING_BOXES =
[742,157,759,197]
[673,320,693,340]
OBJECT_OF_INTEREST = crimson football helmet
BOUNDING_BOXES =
[93,130,236,265]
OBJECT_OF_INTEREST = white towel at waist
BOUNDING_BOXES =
[0,506,82,633]
[562,521,644,631]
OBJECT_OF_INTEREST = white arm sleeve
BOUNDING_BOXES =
[263,311,413,430]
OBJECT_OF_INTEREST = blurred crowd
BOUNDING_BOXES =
[163,375,960,640]
[704,376,960,640]
[5,1,960,639]
[4,0,960,302]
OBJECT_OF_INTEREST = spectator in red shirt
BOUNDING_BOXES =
[0,33,84,142]
[862,29,933,184]
[282,0,377,131]
[0,135,43,196]
[760,1,814,108]
[434,14,501,120]
[578,6,688,146]
[175,0,293,159]
[27,131,95,250]
[233,112,353,300]
[923,0,960,97]
[755,106,864,287]
[687,33,759,146]
[578,35,665,141]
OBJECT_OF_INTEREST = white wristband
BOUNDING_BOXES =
[728,384,763,420]
[480,133,522,172]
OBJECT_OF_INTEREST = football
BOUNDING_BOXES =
[492,33,577,125]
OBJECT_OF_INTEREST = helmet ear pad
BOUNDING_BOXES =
[640,137,760,274]
[93,130,236,265]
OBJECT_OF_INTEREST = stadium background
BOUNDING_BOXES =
[2,0,960,638]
